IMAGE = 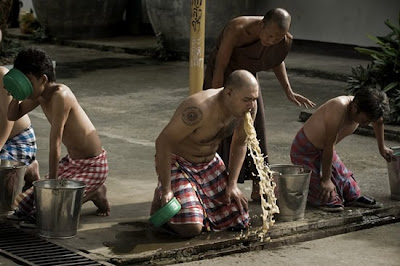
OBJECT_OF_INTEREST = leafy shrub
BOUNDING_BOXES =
[347,13,400,124]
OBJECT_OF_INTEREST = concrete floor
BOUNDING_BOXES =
[1,36,400,265]
[177,222,400,266]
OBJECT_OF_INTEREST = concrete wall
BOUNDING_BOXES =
[20,0,35,14]
[256,0,400,47]
[20,0,400,47]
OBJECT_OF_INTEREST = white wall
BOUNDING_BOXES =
[256,0,400,47]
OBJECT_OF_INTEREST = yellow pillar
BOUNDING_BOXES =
[189,0,206,95]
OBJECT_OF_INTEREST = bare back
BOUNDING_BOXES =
[39,84,102,159]
[303,96,359,149]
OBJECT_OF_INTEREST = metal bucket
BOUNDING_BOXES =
[33,179,86,239]
[387,146,400,201]
[270,164,311,222]
[0,160,26,214]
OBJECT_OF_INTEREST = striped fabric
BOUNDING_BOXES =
[156,154,249,231]
[16,149,108,216]
[290,128,360,207]
[0,125,37,165]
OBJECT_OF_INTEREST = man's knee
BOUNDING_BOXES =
[168,223,203,238]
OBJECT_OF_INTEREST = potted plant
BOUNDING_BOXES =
[347,13,400,124]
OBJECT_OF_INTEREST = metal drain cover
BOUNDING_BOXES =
[0,221,102,266]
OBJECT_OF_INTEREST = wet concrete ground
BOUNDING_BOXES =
[1,33,400,265]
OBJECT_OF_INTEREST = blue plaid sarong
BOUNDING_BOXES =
[0,125,37,165]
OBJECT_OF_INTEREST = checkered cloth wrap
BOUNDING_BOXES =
[157,153,249,231]
[0,125,37,165]
[16,149,108,216]
[290,128,360,207]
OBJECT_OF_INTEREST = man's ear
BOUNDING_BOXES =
[226,87,233,97]
[41,74,48,84]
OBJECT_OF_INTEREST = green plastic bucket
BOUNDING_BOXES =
[149,197,181,227]
[3,68,33,101]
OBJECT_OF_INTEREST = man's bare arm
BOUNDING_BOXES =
[272,62,316,108]
[212,24,239,88]
[47,94,69,179]
[372,118,392,161]
[0,80,15,148]
[155,103,203,205]
[7,98,40,121]
[319,106,345,202]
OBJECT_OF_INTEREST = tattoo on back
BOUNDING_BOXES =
[182,107,203,126]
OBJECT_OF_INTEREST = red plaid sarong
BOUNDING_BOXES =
[156,154,249,231]
[16,149,108,216]
[290,128,360,207]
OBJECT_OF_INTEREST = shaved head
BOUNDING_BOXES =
[225,70,258,92]
[262,8,291,31]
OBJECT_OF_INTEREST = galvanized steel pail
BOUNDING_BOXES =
[33,179,86,238]
[387,147,400,201]
[270,164,311,222]
[0,160,26,214]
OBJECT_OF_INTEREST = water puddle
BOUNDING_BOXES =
[103,220,264,255]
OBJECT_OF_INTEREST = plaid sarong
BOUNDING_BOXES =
[156,154,249,231]
[290,128,360,207]
[16,149,108,216]
[0,125,37,165]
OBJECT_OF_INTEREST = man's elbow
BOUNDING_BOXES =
[7,114,19,122]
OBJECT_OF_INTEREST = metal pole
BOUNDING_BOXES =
[189,0,206,95]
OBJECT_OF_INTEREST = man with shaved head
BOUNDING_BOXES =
[204,8,315,201]
[151,70,258,237]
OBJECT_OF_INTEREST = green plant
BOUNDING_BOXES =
[346,13,400,124]
[0,36,24,65]
[19,9,40,34]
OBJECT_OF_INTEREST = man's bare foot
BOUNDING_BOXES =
[23,160,40,190]
[251,179,261,202]
[84,184,110,216]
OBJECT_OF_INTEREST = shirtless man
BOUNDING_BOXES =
[290,88,391,212]
[204,8,315,200]
[151,70,258,237]
[6,48,110,222]
[1,30,40,190]
[1,66,40,190]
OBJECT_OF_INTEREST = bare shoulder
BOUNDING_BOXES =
[51,84,76,100]
[225,16,259,36]
[323,96,352,109]
[177,89,220,127]
[178,93,206,127]
[319,96,351,122]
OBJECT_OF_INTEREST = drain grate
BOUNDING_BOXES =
[0,221,103,266]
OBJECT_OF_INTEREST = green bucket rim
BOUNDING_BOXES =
[3,68,34,101]
[149,197,181,227]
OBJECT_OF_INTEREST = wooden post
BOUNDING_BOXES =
[189,0,206,95]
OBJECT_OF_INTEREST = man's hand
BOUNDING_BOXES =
[380,146,393,162]
[288,93,316,109]
[319,179,337,203]
[161,189,174,206]
[225,184,248,214]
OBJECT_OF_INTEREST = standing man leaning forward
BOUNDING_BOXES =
[7,48,110,222]
[151,70,259,238]
[291,88,391,212]
[204,8,315,200]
